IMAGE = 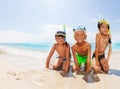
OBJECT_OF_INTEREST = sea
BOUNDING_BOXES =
[0,42,120,52]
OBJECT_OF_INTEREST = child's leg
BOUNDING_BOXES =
[53,59,59,69]
[62,62,66,71]
[53,58,62,69]
[72,65,77,72]
[85,60,91,73]
[92,58,101,74]
[99,58,109,73]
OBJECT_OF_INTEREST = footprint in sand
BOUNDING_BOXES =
[7,71,17,76]
[7,71,25,80]
[15,72,25,80]
[34,78,44,85]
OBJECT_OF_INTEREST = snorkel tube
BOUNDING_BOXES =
[63,24,68,46]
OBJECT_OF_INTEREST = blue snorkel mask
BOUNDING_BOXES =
[73,26,86,32]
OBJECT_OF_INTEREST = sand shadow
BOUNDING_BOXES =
[59,71,75,78]
[109,68,120,76]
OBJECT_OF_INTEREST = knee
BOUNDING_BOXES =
[72,66,76,72]
[93,66,101,74]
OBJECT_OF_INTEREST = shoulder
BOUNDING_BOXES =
[71,43,77,49]
[53,43,57,46]
[85,41,91,47]
[52,43,58,48]
[96,32,101,40]
[96,32,101,37]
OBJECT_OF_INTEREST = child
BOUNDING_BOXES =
[46,31,70,72]
[71,26,91,73]
[92,19,112,74]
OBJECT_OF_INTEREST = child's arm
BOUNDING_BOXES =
[86,44,91,72]
[71,46,80,72]
[65,44,70,72]
[107,36,112,62]
[95,33,100,66]
[46,44,56,68]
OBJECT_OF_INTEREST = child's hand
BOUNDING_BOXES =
[65,69,68,73]
[76,67,80,72]
[45,65,48,68]
[96,61,100,66]
[44,67,49,72]
[94,66,101,73]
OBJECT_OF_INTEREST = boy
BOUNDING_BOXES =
[92,19,112,74]
[72,26,91,73]
[46,31,70,72]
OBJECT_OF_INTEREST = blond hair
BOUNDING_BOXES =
[74,30,87,40]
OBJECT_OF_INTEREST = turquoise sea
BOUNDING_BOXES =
[0,43,120,52]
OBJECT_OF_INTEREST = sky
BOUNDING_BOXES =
[0,0,120,43]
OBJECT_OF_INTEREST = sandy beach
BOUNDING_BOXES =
[0,45,120,89]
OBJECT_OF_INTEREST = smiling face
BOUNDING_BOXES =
[55,36,65,45]
[74,30,86,43]
[99,23,109,35]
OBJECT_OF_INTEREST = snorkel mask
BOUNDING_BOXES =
[55,31,66,37]
[73,26,86,32]
[73,25,87,40]
[98,19,110,34]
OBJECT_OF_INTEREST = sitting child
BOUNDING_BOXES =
[92,19,112,74]
[46,31,70,72]
[71,26,91,74]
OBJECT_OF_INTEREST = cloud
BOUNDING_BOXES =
[0,24,70,43]
[0,31,35,43]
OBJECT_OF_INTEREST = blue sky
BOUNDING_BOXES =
[0,0,120,43]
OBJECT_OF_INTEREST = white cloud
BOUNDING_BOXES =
[0,31,35,43]
[0,24,70,43]
[1,24,118,43]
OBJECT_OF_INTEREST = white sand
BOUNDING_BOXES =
[0,46,120,89]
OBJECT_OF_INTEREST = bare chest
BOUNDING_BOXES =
[75,45,88,55]
[56,45,66,56]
